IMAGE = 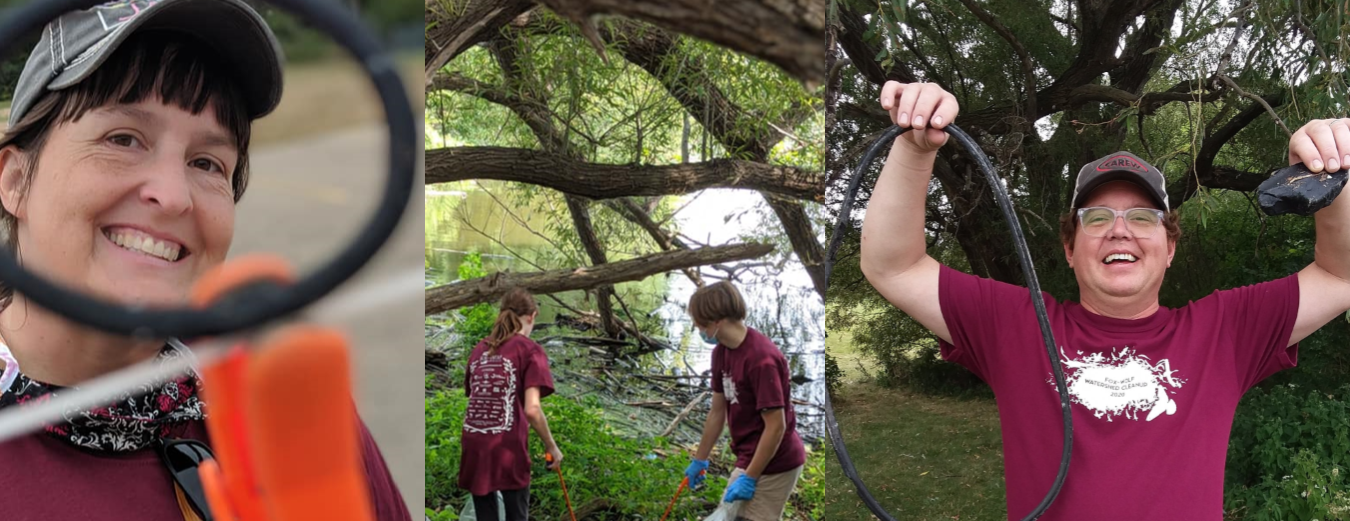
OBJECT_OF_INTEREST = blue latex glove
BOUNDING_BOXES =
[685,459,709,488]
[723,474,757,502]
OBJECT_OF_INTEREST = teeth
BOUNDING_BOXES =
[104,229,182,262]
[1104,253,1138,264]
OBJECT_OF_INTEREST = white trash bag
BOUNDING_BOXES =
[702,500,746,521]
[458,492,506,521]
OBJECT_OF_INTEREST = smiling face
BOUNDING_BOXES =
[0,32,252,310]
[0,100,238,308]
[1064,181,1176,304]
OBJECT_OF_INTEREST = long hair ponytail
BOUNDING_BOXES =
[485,288,538,355]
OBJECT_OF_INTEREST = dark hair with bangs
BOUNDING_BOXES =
[0,30,256,307]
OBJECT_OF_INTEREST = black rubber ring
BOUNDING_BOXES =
[825,124,1072,521]
[0,0,415,338]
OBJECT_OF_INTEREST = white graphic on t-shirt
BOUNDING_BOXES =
[722,374,739,405]
[463,354,517,434]
[1051,347,1185,422]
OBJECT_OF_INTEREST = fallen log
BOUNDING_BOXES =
[426,242,774,313]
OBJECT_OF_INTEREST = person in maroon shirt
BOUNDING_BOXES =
[859,80,1350,520]
[0,1,410,520]
[458,287,562,521]
[684,281,806,521]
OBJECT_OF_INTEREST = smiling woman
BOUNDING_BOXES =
[0,1,410,520]
[0,32,249,316]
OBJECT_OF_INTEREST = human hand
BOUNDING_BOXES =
[684,459,709,488]
[879,81,959,153]
[1288,118,1350,173]
[544,447,563,471]
[722,474,757,502]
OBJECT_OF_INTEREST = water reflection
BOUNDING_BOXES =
[427,185,825,441]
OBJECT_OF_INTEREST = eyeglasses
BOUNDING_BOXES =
[1076,207,1165,238]
[157,437,215,521]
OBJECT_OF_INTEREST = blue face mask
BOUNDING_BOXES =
[698,324,721,345]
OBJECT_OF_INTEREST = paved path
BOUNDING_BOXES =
[234,124,424,515]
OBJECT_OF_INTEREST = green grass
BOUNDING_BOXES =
[823,381,1007,520]
[825,327,879,385]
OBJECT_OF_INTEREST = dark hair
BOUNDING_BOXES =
[486,288,538,355]
[1059,209,1182,249]
[0,31,254,307]
[687,281,747,326]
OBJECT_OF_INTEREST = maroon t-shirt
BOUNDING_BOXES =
[458,335,555,496]
[936,265,1300,521]
[710,327,807,474]
[0,416,410,520]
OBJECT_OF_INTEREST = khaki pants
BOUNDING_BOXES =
[721,465,804,521]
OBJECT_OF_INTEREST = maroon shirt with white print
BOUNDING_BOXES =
[458,335,555,496]
[710,327,806,474]
[936,265,1299,521]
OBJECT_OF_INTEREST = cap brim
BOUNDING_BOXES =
[49,0,283,119]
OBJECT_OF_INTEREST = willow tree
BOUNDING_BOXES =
[426,0,826,340]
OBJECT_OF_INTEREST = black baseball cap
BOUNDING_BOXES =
[1072,151,1169,211]
[7,0,284,128]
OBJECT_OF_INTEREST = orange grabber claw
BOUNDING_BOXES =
[195,255,294,521]
[190,255,375,521]
[545,452,578,521]
[659,476,692,521]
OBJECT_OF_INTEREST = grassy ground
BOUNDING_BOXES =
[824,328,1008,520]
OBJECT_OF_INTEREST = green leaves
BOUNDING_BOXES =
[1225,385,1350,520]
[424,385,730,520]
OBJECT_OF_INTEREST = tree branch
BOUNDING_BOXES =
[426,146,824,200]
[533,0,825,85]
[564,195,622,337]
[763,194,827,297]
[602,198,704,285]
[1216,75,1291,136]
[425,0,535,86]
[426,243,776,313]
[953,0,1038,120]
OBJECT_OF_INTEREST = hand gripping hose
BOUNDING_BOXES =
[823,124,1072,521]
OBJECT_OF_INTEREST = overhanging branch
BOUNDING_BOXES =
[426,146,824,201]
[535,0,825,85]
[427,243,776,313]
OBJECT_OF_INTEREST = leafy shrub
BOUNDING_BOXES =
[450,252,496,350]
[425,379,732,520]
[1225,384,1350,520]
[824,352,842,396]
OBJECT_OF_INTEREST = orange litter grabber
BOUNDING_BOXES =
[659,473,701,521]
[189,256,376,521]
[544,452,578,521]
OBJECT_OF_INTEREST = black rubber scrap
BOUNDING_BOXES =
[1258,163,1348,216]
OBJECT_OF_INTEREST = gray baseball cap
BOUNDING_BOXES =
[7,0,284,128]
[1071,151,1170,211]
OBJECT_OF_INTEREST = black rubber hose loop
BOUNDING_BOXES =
[0,0,415,338]
[825,124,1072,521]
